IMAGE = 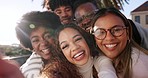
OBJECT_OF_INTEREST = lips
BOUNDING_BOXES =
[41,48,50,55]
[62,19,69,22]
[105,44,117,48]
[73,50,85,61]
[104,43,117,51]
[61,17,71,22]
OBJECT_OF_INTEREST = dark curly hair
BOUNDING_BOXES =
[54,23,99,58]
[15,11,62,50]
[49,0,74,12]
[41,43,83,78]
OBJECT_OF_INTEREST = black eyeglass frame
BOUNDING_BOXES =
[75,9,99,24]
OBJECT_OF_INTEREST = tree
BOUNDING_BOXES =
[38,0,129,11]
[95,0,129,10]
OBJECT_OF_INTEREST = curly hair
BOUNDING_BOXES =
[15,11,62,50]
[42,58,83,78]
[54,23,99,58]
[49,0,74,12]
[41,44,83,78]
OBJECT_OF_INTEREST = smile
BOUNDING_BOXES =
[105,44,117,48]
[41,48,50,54]
[73,51,84,59]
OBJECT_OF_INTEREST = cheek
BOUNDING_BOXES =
[31,42,40,54]
[120,34,128,49]
[62,50,71,61]
[49,38,55,44]
[95,38,102,47]
[68,11,73,17]
[32,43,38,50]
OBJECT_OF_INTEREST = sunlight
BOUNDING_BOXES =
[0,11,21,45]
[0,0,43,45]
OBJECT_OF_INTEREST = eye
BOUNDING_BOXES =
[31,38,39,44]
[65,8,71,12]
[112,27,123,33]
[61,44,69,50]
[75,36,83,42]
[44,33,52,40]
[95,29,106,36]
[55,10,61,15]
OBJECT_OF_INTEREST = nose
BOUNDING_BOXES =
[104,31,115,41]
[61,11,68,17]
[40,39,49,46]
[71,42,79,52]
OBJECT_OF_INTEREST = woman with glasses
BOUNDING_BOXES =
[90,7,148,78]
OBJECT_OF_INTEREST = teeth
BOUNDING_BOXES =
[105,44,117,48]
[42,48,48,52]
[42,48,50,54]
[74,51,83,58]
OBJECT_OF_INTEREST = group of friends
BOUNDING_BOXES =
[1,0,148,78]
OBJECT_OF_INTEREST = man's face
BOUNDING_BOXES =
[75,2,97,32]
[54,6,73,25]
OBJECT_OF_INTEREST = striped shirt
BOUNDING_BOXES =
[20,52,43,78]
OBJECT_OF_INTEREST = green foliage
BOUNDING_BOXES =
[95,0,129,10]
[5,49,31,56]
[0,44,31,56]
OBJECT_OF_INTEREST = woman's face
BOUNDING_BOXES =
[30,26,54,60]
[58,27,90,66]
[93,13,128,59]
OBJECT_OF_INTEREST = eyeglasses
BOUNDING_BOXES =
[92,25,127,40]
[75,9,98,30]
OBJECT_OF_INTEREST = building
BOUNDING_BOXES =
[131,1,148,28]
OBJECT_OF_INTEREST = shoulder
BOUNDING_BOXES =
[94,55,112,64]
[20,53,43,78]
[93,56,117,78]
[93,55,113,70]
[131,47,148,64]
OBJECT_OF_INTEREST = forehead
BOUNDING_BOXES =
[94,13,124,28]
[60,27,80,35]
[30,26,53,35]
[55,6,71,11]
[75,2,96,17]
[59,28,81,39]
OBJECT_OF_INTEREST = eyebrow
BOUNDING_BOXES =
[30,36,38,40]
[30,30,52,40]
[73,34,81,39]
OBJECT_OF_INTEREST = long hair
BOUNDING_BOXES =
[41,43,83,78]
[90,7,133,78]
[55,23,99,58]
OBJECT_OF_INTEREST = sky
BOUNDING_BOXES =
[0,0,147,45]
